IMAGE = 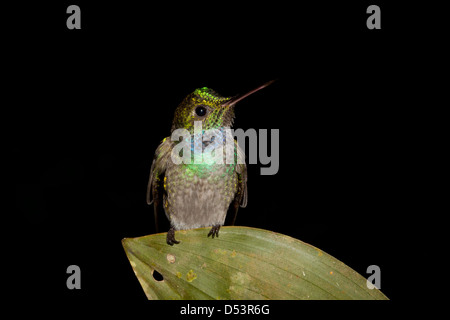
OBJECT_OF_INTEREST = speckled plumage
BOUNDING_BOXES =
[147,82,273,245]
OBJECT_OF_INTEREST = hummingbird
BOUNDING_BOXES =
[146,80,275,245]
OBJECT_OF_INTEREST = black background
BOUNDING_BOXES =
[8,0,415,307]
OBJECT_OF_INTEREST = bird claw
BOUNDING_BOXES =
[207,225,221,239]
[166,227,180,245]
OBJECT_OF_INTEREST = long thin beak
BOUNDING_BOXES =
[221,79,276,107]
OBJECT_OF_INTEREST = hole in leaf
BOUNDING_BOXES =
[152,270,164,281]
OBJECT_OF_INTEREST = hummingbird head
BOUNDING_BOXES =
[171,87,234,133]
[171,80,275,133]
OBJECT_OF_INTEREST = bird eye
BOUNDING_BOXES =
[195,106,207,117]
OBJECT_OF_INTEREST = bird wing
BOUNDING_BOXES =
[230,140,248,225]
[146,137,173,232]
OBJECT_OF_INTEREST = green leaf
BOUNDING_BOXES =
[122,226,388,300]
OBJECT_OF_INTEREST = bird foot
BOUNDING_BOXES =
[207,225,221,239]
[166,226,180,245]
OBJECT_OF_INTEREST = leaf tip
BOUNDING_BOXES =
[121,237,134,252]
